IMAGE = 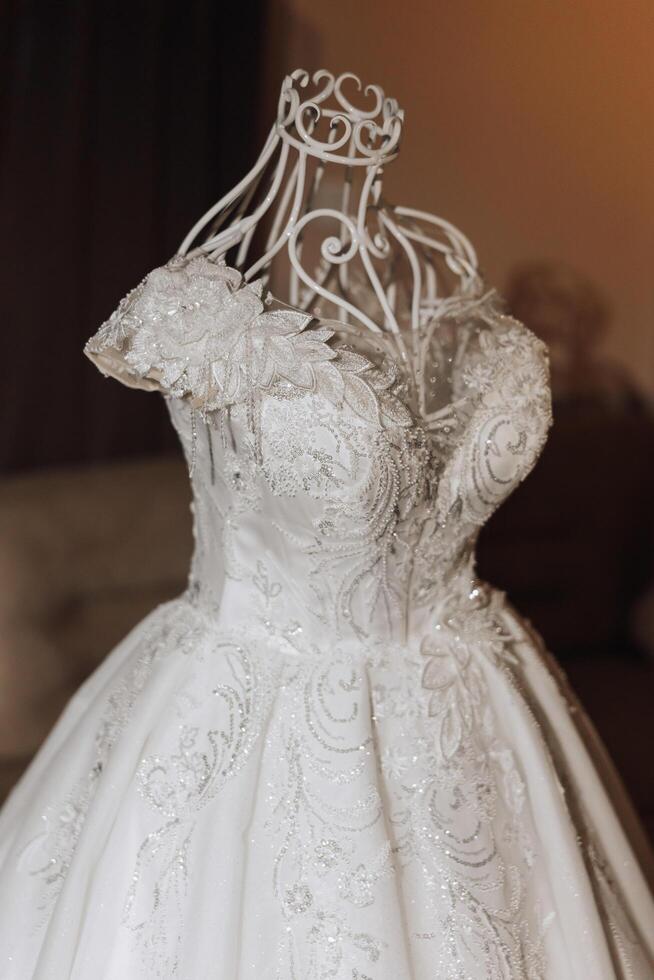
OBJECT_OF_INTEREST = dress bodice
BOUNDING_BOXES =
[85,253,552,646]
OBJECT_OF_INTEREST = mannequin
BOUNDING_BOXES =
[178,68,484,430]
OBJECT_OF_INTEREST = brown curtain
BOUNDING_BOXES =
[0,0,263,472]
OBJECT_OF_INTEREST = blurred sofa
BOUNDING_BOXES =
[0,454,191,796]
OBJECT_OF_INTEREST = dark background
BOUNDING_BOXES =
[1,0,263,471]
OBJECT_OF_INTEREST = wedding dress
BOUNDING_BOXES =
[1,248,653,979]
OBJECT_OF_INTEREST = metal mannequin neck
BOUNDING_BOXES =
[179,70,480,339]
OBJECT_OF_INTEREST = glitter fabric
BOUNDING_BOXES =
[0,253,653,979]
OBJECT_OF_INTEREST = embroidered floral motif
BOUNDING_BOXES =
[419,585,514,758]
[86,255,317,409]
[16,604,203,927]
[370,591,550,979]
[122,631,272,977]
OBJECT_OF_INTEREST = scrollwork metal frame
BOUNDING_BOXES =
[179,69,480,355]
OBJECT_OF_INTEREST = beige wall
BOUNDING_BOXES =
[262,0,654,395]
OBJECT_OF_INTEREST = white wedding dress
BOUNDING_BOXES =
[1,252,653,979]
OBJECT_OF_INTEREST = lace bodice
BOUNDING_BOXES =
[85,253,552,646]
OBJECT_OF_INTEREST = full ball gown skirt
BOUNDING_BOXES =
[1,254,653,979]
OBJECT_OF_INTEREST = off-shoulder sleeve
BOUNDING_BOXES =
[435,302,553,526]
[84,254,321,413]
[84,276,160,393]
[84,256,247,403]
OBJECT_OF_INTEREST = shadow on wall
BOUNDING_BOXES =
[479,262,654,662]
